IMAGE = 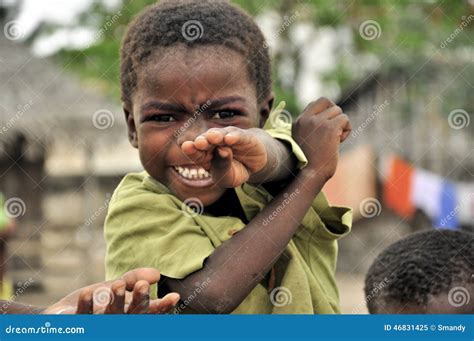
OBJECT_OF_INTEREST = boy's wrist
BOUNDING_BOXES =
[247,128,295,184]
[294,167,328,197]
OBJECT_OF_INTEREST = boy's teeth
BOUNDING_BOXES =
[198,168,207,178]
[174,166,211,180]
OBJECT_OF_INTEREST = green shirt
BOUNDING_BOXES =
[104,102,352,314]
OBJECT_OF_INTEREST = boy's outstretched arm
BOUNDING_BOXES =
[164,97,351,314]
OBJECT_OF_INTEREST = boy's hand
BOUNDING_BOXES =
[181,127,268,188]
[292,97,351,181]
[42,268,180,314]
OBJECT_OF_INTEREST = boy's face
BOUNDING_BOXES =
[125,45,271,206]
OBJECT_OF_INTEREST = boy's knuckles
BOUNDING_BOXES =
[329,105,343,115]
[304,97,333,113]
[334,113,349,126]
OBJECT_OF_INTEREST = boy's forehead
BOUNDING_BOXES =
[135,45,256,105]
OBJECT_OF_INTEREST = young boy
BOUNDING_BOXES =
[365,229,473,314]
[105,0,352,314]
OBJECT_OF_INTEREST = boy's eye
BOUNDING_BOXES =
[211,111,238,119]
[145,114,176,122]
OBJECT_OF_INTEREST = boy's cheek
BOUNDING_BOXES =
[138,143,162,171]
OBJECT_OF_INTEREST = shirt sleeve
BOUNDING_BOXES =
[104,175,215,297]
[263,101,308,170]
[304,191,353,240]
[295,191,352,304]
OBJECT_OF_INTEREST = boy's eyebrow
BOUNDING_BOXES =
[140,96,247,113]
[140,101,185,113]
[206,96,246,109]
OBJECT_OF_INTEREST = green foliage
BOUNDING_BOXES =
[55,0,156,100]
[49,0,472,113]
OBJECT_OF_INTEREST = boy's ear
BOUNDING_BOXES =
[258,93,274,128]
[124,106,138,148]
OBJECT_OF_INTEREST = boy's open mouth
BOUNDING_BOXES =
[170,165,214,188]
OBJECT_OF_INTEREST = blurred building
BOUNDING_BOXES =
[333,59,473,289]
[338,59,473,179]
[0,27,141,303]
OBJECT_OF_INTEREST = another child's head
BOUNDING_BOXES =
[120,0,273,205]
[365,229,473,314]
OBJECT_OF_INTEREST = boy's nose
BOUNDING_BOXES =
[175,119,209,145]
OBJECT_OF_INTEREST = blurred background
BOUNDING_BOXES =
[0,0,472,313]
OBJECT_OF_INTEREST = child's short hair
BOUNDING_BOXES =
[120,0,271,108]
[365,229,473,313]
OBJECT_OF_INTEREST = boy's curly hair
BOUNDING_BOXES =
[120,0,271,108]
[365,229,473,313]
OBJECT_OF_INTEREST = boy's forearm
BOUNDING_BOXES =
[0,301,44,314]
[166,168,325,313]
[247,128,296,185]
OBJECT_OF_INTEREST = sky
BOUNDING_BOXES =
[6,0,120,56]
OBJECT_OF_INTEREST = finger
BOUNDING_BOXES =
[331,114,350,136]
[217,146,232,159]
[322,105,343,120]
[302,97,335,116]
[340,119,352,142]
[223,130,251,146]
[127,280,150,314]
[181,140,199,156]
[121,268,161,291]
[76,288,93,314]
[105,280,126,314]
[211,146,233,183]
[181,141,211,165]
[149,293,181,314]
[193,135,212,151]
[204,128,226,145]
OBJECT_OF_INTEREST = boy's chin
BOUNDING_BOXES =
[171,185,226,207]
